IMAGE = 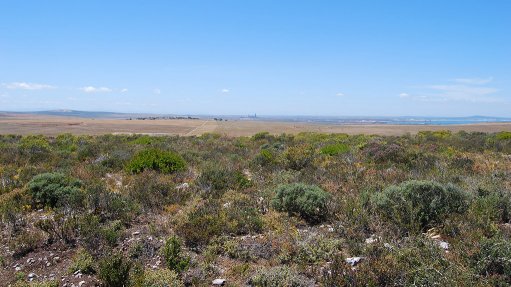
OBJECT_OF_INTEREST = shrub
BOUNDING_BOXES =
[323,237,470,286]
[10,230,45,258]
[371,180,469,233]
[248,266,314,287]
[35,213,79,244]
[472,236,511,280]
[362,141,406,163]
[98,253,132,287]
[177,203,223,248]
[69,248,95,274]
[126,149,186,174]
[272,183,331,224]
[495,131,511,140]
[27,172,82,208]
[138,269,183,287]
[254,149,277,167]
[222,191,263,235]
[20,135,51,161]
[162,236,190,274]
[252,131,271,141]
[320,143,349,156]
[284,145,314,170]
[127,172,186,212]
[196,167,250,197]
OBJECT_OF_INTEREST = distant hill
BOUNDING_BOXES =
[28,109,129,118]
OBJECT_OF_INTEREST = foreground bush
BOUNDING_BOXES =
[98,253,132,287]
[272,183,330,224]
[371,180,468,233]
[323,237,471,286]
[27,172,82,208]
[136,269,183,287]
[248,266,314,287]
[472,236,511,283]
[162,236,190,274]
[126,149,186,174]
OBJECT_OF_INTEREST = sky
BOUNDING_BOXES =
[0,0,510,117]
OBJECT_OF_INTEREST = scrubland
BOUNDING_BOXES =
[1,130,511,286]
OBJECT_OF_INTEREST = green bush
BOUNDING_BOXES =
[495,131,511,140]
[138,269,183,287]
[272,183,331,224]
[27,172,82,208]
[98,253,132,287]
[126,148,186,174]
[162,236,190,274]
[472,236,511,281]
[69,248,95,274]
[248,266,313,287]
[320,143,349,156]
[284,145,314,170]
[196,167,250,197]
[222,194,264,235]
[177,203,223,248]
[371,180,468,233]
[254,149,277,167]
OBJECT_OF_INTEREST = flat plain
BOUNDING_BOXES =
[1,113,511,136]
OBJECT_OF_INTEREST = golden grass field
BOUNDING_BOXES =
[1,113,511,136]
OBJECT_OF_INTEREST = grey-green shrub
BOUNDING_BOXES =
[272,183,331,224]
[371,180,468,233]
[28,172,82,208]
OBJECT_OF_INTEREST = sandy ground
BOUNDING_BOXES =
[1,113,511,136]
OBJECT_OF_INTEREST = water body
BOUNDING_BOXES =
[239,116,511,125]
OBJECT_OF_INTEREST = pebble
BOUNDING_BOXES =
[79,281,86,287]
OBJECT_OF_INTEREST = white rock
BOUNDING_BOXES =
[132,231,140,236]
[176,183,190,190]
[15,266,22,271]
[438,241,449,250]
[28,273,36,279]
[79,281,86,287]
[345,256,364,266]
[212,278,226,285]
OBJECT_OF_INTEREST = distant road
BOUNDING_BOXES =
[1,113,511,136]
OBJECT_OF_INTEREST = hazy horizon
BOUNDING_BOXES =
[1,1,510,117]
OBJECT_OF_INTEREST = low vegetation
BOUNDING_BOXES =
[1,131,511,285]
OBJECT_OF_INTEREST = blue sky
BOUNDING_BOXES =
[0,1,510,116]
